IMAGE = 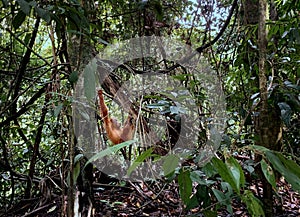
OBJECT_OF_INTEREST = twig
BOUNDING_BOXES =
[22,202,56,217]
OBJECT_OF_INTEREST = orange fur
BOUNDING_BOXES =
[98,90,134,144]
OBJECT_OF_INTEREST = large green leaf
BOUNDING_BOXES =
[178,169,192,205]
[84,140,135,169]
[211,157,239,194]
[16,0,31,15]
[83,60,97,100]
[266,151,300,192]
[127,148,153,176]
[1,0,9,7]
[187,184,211,210]
[277,102,292,126]
[202,210,218,217]
[68,71,79,84]
[202,162,218,178]
[212,188,233,214]
[163,154,179,176]
[276,152,300,178]
[53,104,63,117]
[242,190,265,217]
[245,145,269,153]
[35,7,51,23]
[12,11,26,29]
[260,158,276,189]
[227,156,245,188]
[73,161,81,185]
[74,153,84,164]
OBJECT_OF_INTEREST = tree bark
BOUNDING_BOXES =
[243,0,283,216]
[257,0,275,216]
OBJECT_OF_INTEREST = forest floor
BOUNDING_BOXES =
[3,173,300,217]
[92,177,299,216]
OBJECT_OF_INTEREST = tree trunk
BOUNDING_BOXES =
[242,0,283,216]
[67,1,96,216]
[256,0,281,216]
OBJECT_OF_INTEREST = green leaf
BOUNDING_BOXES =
[54,104,63,117]
[282,30,289,38]
[172,74,192,81]
[1,0,9,8]
[16,0,31,15]
[221,182,233,196]
[28,1,37,7]
[284,80,300,90]
[178,169,192,205]
[266,151,300,192]
[152,0,163,21]
[190,170,202,183]
[227,156,245,188]
[35,7,51,23]
[12,11,26,29]
[242,190,265,217]
[74,153,84,164]
[277,102,292,126]
[127,148,153,176]
[211,157,239,193]
[276,152,300,178]
[84,60,97,100]
[212,188,226,202]
[193,184,212,209]
[170,106,180,114]
[212,188,233,214]
[245,145,269,154]
[68,71,79,84]
[202,162,217,178]
[146,101,169,109]
[163,154,179,176]
[266,151,285,172]
[202,210,217,217]
[260,159,276,189]
[24,33,31,45]
[185,194,199,210]
[291,28,300,44]
[73,161,81,185]
[84,140,135,169]
[98,38,110,45]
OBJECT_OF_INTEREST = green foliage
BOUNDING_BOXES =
[13,10,26,29]
[178,168,192,205]
[68,71,79,85]
[35,7,51,23]
[84,140,136,169]
[187,183,212,210]
[260,158,276,189]
[175,148,300,214]
[162,154,179,176]
[127,148,154,176]
[212,187,233,214]
[266,151,300,192]
[241,190,265,217]
[16,0,31,15]
[211,157,244,195]
[83,59,97,100]
[245,145,300,193]
[72,155,83,186]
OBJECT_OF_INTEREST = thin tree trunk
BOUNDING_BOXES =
[67,1,96,215]
[257,0,273,216]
